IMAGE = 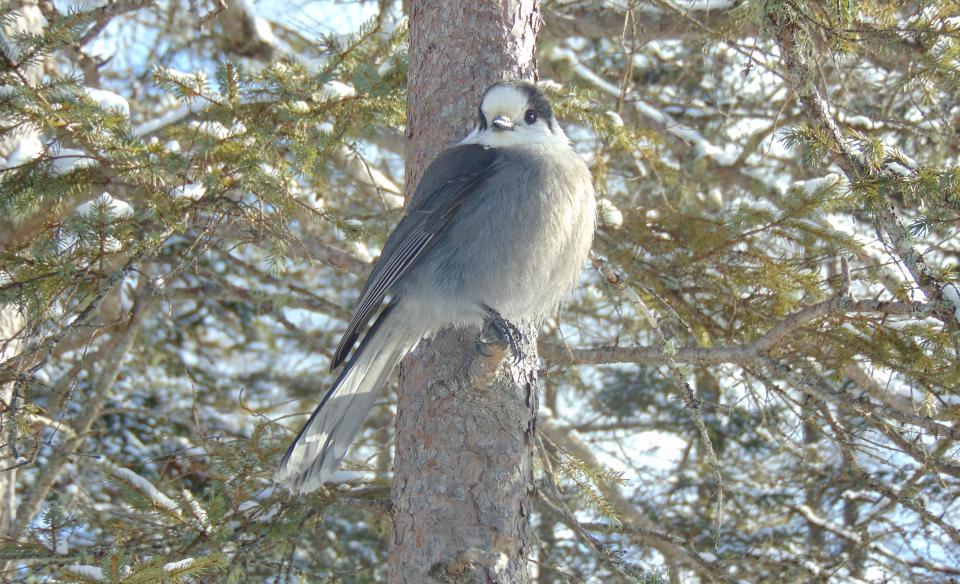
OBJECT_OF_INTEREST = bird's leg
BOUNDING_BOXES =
[476,304,524,365]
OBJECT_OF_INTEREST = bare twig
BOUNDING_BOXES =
[13,287,155,535]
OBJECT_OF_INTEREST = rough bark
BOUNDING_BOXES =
[389,2,540,582]
[401,0,539,192]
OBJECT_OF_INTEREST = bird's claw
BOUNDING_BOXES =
[477,304,524,365]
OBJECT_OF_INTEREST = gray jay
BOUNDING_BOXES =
[275,80,596,493]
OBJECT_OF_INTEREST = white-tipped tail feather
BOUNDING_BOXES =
[275,305,418,494]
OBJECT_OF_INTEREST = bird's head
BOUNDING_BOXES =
[463,80,569,148]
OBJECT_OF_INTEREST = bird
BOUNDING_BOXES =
[275,80,596,494]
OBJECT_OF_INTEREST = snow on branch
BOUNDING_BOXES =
[546,46,783,189]
[181,489,211,534]
[62,565,105,583]
[101,460,182,518]
[769,12,954,321]
[82,87,130,117]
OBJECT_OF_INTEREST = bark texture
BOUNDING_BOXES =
[402,0,539,191]
[389,2,541,582]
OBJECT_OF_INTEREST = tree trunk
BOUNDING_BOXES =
[389,2,541,582]
[535,386,557,584]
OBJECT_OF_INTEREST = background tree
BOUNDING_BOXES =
[0,0,45,542]
[0,0,958,583]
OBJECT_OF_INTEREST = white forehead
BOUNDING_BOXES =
[481,85,529,115]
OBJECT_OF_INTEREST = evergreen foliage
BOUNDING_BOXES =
[1,0,958,581]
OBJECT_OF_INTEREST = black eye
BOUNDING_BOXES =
[524,110,538,125]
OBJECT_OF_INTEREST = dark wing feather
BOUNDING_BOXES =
[330,143,499,369]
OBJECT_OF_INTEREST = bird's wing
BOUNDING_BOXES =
[330,143,499,368]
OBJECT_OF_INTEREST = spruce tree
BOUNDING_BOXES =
[0,0,957,582]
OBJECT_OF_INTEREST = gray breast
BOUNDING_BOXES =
[399,144,595,325]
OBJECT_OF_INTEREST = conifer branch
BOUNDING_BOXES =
[542,299,936,367]
[535,491,672,584]
[540,417,721,580]
[13,288,154,535]
[588,252,727,547]
[768,8,953,321]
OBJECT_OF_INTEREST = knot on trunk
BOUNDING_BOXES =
[428,548,510,583]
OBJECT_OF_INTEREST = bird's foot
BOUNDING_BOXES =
[476,304,524,365]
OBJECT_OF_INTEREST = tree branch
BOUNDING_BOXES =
[540,417,726,581]
[768,9,952,320]
[13,288,154,535]
[542,298,935,367]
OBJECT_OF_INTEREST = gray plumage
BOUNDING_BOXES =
[275,80,596,494]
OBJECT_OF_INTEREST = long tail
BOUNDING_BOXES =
[275,303,418,494]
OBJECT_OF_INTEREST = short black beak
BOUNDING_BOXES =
[491,114,514,130]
